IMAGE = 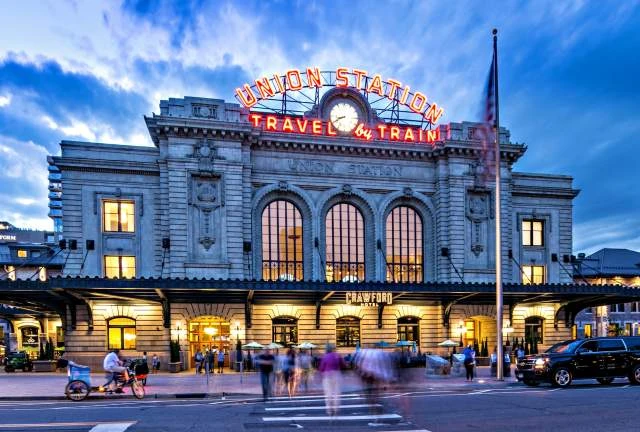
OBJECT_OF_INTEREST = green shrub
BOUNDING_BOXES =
[170,340,180,363]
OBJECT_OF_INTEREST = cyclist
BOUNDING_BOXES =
[103,348,130,385]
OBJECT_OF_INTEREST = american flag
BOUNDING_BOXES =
[477,54,497,186]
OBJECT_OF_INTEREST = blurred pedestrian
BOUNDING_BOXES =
[194,350,203,374]
[355,349,393,413]
[319,343,345,416]
[257,349,275,402]
[297,350,312,392]
[284,347,297,397]
[206,349,214,374]
[463,344,475,381]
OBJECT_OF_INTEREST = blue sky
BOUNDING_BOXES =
[0,0,638,254]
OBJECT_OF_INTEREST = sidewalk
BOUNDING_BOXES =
[0,366,519,401]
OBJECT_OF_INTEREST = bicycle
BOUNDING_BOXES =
[64,360,145,401]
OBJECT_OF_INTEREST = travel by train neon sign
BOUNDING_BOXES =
[235,67,445,125]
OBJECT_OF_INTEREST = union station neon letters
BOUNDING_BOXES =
[236,67,445,124]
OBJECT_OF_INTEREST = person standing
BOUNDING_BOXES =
[217,350,225,373]
[463,344,475,381]
[194,350,204,374]
[318,344,345,416]
[206,349,214,374]
[257,349,275,402]
[151,353,159,373]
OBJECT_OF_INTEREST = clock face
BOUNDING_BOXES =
[330,102,359,132]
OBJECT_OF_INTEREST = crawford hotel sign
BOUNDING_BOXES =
[236,67,444,144]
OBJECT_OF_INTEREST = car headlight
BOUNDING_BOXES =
[534,358,548,368]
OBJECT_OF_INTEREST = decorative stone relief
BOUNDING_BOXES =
[189,175,225,260]
[466,190,490,260]
[190,139,225,173]
[192,104,218,119]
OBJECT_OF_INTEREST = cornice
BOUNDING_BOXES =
[55,158,160,176]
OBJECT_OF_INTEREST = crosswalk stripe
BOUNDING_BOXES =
[89,422,136,432]
[265,396,365,404]
[263,414,402,422]
[265,403,381,411]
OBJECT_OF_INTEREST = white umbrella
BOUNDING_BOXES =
[265,342,284,350]
[296,342,317,349]
[437,339,459,347]
[242,341,264,349]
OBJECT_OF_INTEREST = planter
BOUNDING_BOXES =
[33,360,57,372]
[168,361,181,373]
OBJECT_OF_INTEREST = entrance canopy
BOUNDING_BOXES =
[1,277,639,331]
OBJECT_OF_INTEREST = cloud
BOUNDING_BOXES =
[0,93,10,107]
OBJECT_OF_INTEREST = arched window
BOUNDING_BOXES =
[336,316,360,347]
[261,200,303,281]
[385,206,423,282]
[397,316,420,344]
[107,317,136,350]
[525,316,544,345]
[325,203,365,282]
[272,316,298,345]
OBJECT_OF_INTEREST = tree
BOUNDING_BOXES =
[170,340,180,363]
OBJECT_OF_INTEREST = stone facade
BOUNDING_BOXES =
[47,96,579,368]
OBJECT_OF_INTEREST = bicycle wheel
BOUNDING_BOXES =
[65,380,90,401]
[131,380,145,399]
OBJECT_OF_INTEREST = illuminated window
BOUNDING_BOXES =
[103,201,135,233]
[522,219,544,247]
[17,250,28,258]
[397,316,420,344]
[261,200,303,281]
[104,256,136,279]
[325,203,365,282]
[522,265,545,284]
[583,323,592,338]
[385,206,423,282]
[7,266,16,281]
[38,267,47,281]
[107,317,136,350]
[336,316,360,347]
[525,316,544,344]
[272,316,298,345]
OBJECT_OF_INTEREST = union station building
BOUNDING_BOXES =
[2,71,639,369]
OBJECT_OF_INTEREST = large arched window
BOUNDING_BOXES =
[272,316,298,345]
[385,206,423,282]
[397,316,420,344]
[261,200,303,281]
[107,317,136,350]
[325,203,365,282]
[336,316,360,347]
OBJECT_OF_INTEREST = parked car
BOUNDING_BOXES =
[516,337,640,388]
[4,351,34,372]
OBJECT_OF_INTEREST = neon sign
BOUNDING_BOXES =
[249,113,441,144]
[236,67,444,124]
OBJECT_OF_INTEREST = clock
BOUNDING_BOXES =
[330,101,360,133]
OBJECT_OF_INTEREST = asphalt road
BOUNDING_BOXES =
[0,381,638,431]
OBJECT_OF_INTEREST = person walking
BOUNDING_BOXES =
[217,350,225,373]
[463,344,475,381]
[318,344,345,416]
[257,349,275,402]
[297,350,312,392]
[283,347,297,398]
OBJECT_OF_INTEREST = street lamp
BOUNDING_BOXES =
[503,320,514,346]
[456,321,465,347]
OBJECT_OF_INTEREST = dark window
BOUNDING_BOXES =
[610,304,625,313]
[631,302,639,313]
[261,200,303,281]
[272,317,297,345]
[397,316,420,344]
[623,337,640,351]
[336,316,360,347]
[579,340,598,353]
[522,219,544,246]
[385,206,423,282]
[598,339,626,352]
[525,316,544,344]
[325,203,365,282]
[107,317,136,350]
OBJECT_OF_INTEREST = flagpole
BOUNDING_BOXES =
[493,28,504,380]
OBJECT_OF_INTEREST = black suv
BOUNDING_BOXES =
[516,337,640,388]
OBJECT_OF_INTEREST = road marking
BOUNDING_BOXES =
[0,421,135,430]
[264,403,381,411]
[263,414,402,422]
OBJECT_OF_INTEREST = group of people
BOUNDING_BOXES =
[193,349,226,374]
[255,347,314,401]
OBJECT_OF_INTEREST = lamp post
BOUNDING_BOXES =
[457,322,465,347]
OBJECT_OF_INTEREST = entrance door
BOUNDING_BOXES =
[188,317,231,368]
